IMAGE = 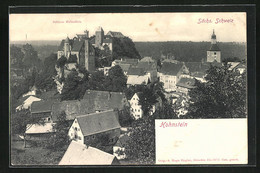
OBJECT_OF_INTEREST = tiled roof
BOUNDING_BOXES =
[52,90,128,121]
[31,100,54,114]
[76,110,121,137]
[185,62,209,74]
[106,31,124,38]
[127,67,145,76]
[67,54,78,63]
[137,61,157,72]
[25,123,54,134]
[103,38,113,43]
[71,40,84,52]
[37,90,60,101]
[118,64,131,73]
[209,44,220,51]
[159,62,184,76]
[115,134,130,147]
[140,57,155,62]
[127,75,149,85]
[59,141,119,165]
[176,77,196,89]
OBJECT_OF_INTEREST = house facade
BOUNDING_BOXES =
[129,93,143,120]
[68,110,121,146]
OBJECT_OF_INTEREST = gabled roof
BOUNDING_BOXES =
[25,123,54,134]
[127,67,145,76]
[159,62,184,76]
[82,90,128,110]
[106,31,124,38]
[59,141,119,165]
[176,77,196,89]
[31,100,54,114]
[140,57,155,62]
[118,64,131,72]
[185,62,209,74]
[137,61,157,72]
[76,110,121,137]
[127,75,149,85]
[115,134,130,147]
[52,91,128,121]
[209,44,220,51]
[234,62,246,69]
[71,40,84,52]
[37,90,60,101]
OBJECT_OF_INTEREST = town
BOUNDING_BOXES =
[10,26,247,165]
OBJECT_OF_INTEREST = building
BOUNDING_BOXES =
[52,90,129,121]
[126,67,150,87]
[16,96,41,111]
[176,77,196,95]
[106,31,124,38]
[129,93,143,119]
[207,30,221,63]
[129,93,162,120]
[57,32,96,72]
[68,110,121,146]
[113,134,130,160]
[184,62,210,82]
[30,100,54,122]
[158,62,189,92]
[59,141,120,165]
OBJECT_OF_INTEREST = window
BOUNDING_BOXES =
[138,109,140,112]
[133,98,135,100]
[109,138,114,143]
[92,135,95,139]
[79,136,81,140]
[214,52,216,55]
[75,127,78,131]
[135,109,137,112]
[47,117,51,122]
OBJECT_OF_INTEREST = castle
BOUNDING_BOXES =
[57,27,125,72]
[207,30,221,63]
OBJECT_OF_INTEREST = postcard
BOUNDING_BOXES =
[9,9,249,166]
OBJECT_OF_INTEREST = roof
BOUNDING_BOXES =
[76,110,121,136]
[37,90,60,101]
[25,123,54,134]
[162,59,179,64]
[103,38,113,43]
[127,67,146,76]
[127,75,149,85]
[118,64,131,72]
[227,62,240,70]
[96,26,104,32]
[137,61,157,72]
[185,62,209,74]
[59,141,119,165]
[106,31,124,38]
[159,62,184,76]
[176,78,196,89]
[115,134,130,147]
[31,100,54,114]
[120,58,139,66]
[52,91,128,121]
[71,40,84,52]
[82,90,128,110]
[67,54,78,63]
[209,44,220,51]
[140,57,155,62]
[234,62,246,69]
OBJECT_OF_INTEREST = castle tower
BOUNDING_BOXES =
[95,26,104,48]
[207,30,221,63]
[85,40,95,72]
[64,36,70,58]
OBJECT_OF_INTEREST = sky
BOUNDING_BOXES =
[9,12,246,42]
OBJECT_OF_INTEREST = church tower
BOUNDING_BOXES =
[207,30,221,63]
[95,26,104,48]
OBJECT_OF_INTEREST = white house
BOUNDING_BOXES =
[59,141,120,165]
[158,62,188,92]
[68,110,121,145]
[16,96,41,111]
[129,93,143,120]
[129,93,162,120]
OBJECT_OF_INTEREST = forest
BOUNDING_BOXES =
[134,41,246,62]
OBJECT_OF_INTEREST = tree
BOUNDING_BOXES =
[87,70,106,91]
[104,65,127,92]
[10,45,24,67]
[187,63,247,118]
[22,43,42,70]
[11,110,45,148]
[124,116,155,164]
[35,53,57,91]
[45,111,70,151]
[56,56,67,68]
[61,70,83,100]
[118,106,134,127]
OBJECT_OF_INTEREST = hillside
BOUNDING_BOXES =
[134,41,247,62]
